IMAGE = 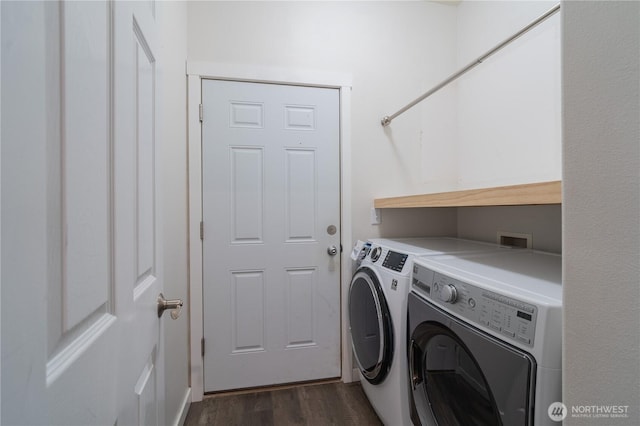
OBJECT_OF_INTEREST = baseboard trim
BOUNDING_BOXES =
[173,387,192,426]
[351,368,360,382]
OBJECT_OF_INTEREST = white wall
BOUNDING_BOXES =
[187,0,459,242]
[158,2,190,424]
[449,1,562,253]
[562,1,640,424]
[455,1,561,189]
[457,205,561,253]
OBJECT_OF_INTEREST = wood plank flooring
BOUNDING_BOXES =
[184,381,383,426]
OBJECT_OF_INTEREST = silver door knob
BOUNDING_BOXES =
[327,245,338,256]
[157,293,183,319]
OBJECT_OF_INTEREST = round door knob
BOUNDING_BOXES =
[439,284,458,303]
[327,245,338,256]
[157,293,184,319]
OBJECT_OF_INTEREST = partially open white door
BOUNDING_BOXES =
[1,1,167,424]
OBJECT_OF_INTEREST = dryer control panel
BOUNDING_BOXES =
[412,263,538,348]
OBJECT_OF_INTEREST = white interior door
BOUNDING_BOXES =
[1,1,166,424]
[202,80,341,392]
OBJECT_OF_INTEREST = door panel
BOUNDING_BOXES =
[135,28,156,282]
[61,0,112,330]
[285,149,316,240]
[285,268,316,347]
[231,270,265,353]
[134,354,159,426]
[45,0,114,360]
[202,80,341,392]
[230,147,264,243]
[44,2,119,424]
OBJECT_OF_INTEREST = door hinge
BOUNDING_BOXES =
[200,221,204,240]
[199,103,203,122]
[201,338,205,357]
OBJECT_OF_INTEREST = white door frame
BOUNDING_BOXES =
[186,62,353,402]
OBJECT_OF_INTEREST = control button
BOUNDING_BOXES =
[468,298,476,308]
[489,322,502,332]
[516,335,531,345]
[502,329,515,338]
[518,323,530,336]
[491,308,504,324]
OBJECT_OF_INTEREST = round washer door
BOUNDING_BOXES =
[348,267,394,384]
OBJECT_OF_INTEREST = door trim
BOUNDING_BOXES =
[187,62,353,402]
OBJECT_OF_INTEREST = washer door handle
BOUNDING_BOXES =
[409,339,423,389]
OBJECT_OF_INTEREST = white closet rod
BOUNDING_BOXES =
[380,3,561,127]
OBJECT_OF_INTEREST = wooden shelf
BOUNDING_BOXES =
[373,180,562,208]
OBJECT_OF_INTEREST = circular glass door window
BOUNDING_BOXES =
[418,324,501,425]
[348,268,393,384]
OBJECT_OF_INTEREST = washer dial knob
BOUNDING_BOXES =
[439,284,458,303]
[370,247,382,262]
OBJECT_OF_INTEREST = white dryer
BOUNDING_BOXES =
[407,250,562,425]
[348,238,510,426]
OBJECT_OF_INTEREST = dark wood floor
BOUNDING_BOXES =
[184,381,383,426]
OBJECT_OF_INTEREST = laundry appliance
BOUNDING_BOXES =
[408,250,562,425]
[348,238,510,426]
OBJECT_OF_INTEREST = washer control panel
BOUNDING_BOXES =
[412,263,537,347]
[382,250,408,272]
[366,245,409,273]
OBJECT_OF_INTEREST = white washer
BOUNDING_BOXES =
[348,238,510,426]
[407,250,562,425]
